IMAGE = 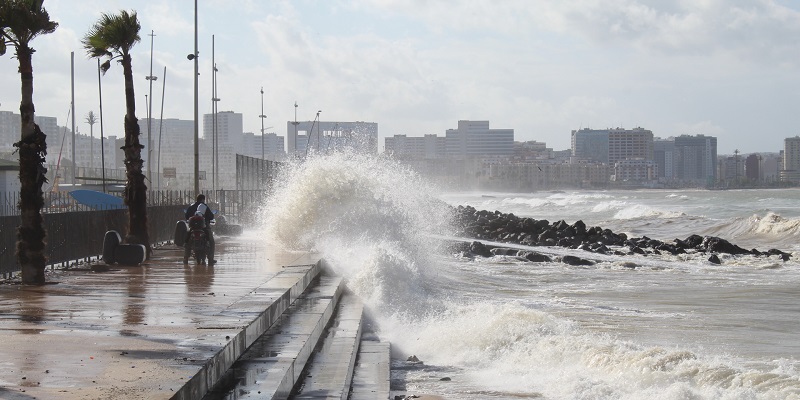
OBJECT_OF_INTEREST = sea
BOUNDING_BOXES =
[261,152,800,400]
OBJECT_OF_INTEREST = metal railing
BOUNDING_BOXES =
[0,205,183,278]
[0,189,271,278]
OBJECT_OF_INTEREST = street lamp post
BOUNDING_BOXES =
[146,30,157,185]
[210,35,221,193]
[157,66,166,191]
[190,0,199,195]
[259,87,266,160]
[292,102,298,157]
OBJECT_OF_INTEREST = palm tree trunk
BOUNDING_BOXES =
[15,45,47,285]
[120,53,150,256]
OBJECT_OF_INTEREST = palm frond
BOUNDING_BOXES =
[83,9,140,61]
[0,0,58,46]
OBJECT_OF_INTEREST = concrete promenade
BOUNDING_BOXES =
[0,233,324,399]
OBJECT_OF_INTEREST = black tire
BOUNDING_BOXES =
[195,247,206,264]
[115,244,146,266]
[102,230,122,264]
[174,220,189,247]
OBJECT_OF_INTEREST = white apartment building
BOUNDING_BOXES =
[445,120,514,158]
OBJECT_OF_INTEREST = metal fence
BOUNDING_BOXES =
[0,205,183,278]
[0,189,272,278]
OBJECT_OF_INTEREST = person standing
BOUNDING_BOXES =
[185,194,216,264]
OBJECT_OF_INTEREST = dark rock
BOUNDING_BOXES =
[572,220,587,235]
[702,236,750,255]
[490,247,517,256]
[561,255,595,266]
[518,251,552,263]
[708,254,721,264]
[684,234,704,249]
[469,241,493,258]
[630,246,646,255]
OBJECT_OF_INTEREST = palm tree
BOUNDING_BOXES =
[85,111,97,170]
[83,10,150,256]
[0,0,58,285]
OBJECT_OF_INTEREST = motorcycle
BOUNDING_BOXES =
[175,213,214,264]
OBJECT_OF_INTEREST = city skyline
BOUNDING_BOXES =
[1,1,799,154]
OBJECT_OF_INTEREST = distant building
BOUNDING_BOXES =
[138,118,195,189]
[674,134,717,183]
[745,154,760,181]
[718,153,745,184]
[0,111,58,160]
[653,138,675,179]
[287,121,378,156]
[781,136,800,182]
[202,111,243,190]
[445,120,514,158]
[614,159,657,182]
[513,140,554,161]
[384,134,445,159]
[240,132,286,161]
[571,127,653,164]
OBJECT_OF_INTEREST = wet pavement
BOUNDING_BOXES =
[0,232,321,399]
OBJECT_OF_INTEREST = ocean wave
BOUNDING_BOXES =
[261,151,453,316]
[592,200,629,213]
[612,204,687,220]
[383,300,800,399]
[703,212,800,247]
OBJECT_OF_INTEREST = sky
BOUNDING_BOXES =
[2,0,800,154]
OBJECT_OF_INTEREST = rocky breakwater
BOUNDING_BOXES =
[452,205,792,265]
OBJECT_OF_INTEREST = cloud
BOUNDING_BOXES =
[355,0,800,66]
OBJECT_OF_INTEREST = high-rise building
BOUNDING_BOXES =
[202,111,244,190]
[571,128,609,163]
[653,138,675,179]
[780,136,800,182]
[571,127,653,164]
[445,120,514,158]
[674,134,717,183]
[138,118,195,189]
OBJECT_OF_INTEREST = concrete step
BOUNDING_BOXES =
[203,274,345,400]
[349,340,391,400]
[292,293,364,399]
[350,340,391,400]
[174,263,322,400]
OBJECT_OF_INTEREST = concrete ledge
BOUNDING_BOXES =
[293,293,364,399]
[350,341,391,400]
[204,274,344,399]
[172,263,322,400]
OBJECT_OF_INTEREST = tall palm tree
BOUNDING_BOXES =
[0,0,58,285]
[83,10,150,256]
[85,111,97,169]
